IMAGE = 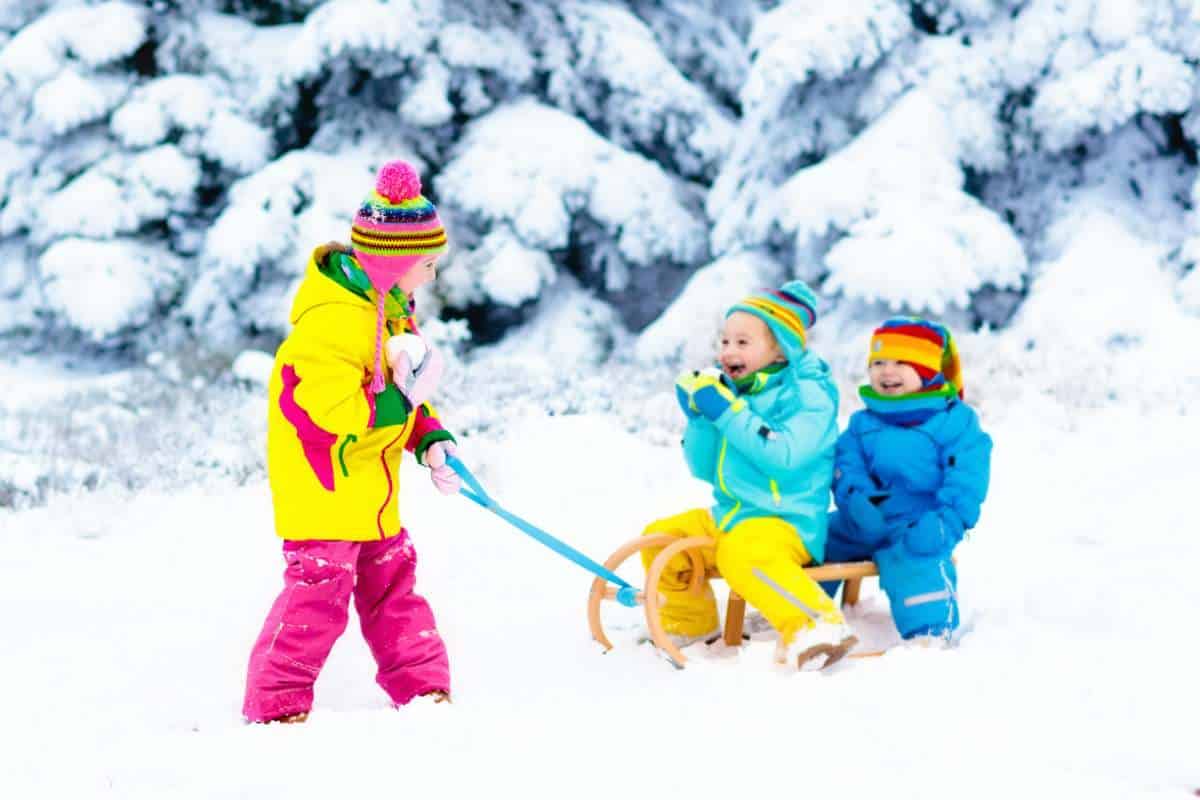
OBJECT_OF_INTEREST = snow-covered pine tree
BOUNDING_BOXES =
[0,1,276,348]
[0,0,1198,391]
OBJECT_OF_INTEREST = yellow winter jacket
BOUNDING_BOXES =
[266,247,453,541]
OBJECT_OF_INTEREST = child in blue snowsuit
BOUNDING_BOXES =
[822,318,991,641]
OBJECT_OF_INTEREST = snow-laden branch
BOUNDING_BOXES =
[33,146,200,245]
[286,0,441,79]
[1007,209,1200,405]
[553,1,735,179]
[1032,37,1194,152]
[438,21,534,83]
[741,0,911,113]
[439,98,708,298]
[30,68,126,137]
[39,237,183,342]
[772,90,1026,313]
[439,229,556,309]
[200,149,378,287]
[0,1,146,90]
[111,76,272,173]
[634,249,784,365]
[857,36,1006,171]
[178,11,301,116]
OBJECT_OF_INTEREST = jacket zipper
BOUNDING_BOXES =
[373,315,414,539]
[716,438,741,530]
[374,413,417,539]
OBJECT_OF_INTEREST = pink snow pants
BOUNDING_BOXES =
[242,532,449,722]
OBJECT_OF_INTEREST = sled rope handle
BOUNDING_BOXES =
[446,455,640,607]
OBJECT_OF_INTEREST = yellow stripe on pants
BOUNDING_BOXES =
[641,509,843,643]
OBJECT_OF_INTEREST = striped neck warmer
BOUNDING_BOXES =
[859,383,956,426]
[733,361,786,394]
[860,318,966,425]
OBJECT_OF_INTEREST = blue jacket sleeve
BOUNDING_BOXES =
[832,425,875,508]
[681,417,720,483]
[924,407,992,543]
[712,385,837,473]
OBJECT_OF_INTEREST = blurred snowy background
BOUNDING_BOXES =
[2,0,1199,501]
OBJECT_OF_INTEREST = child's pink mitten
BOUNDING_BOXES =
[386,334,444,407]
[407,345,444,407]
[424,441,461,495]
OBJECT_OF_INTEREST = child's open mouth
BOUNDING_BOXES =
[878,380,905,394]
[723,362,746,378]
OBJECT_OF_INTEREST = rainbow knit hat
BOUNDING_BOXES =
[350,161,448,394]
[351,160,448,290]
[727,280,819,357]
[868,318,964,398]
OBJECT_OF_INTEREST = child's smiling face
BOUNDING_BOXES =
[868,359,923,395]
[719,311,783,380]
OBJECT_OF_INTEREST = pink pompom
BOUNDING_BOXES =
[375,161,422,203]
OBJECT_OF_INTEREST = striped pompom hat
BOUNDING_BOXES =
[727,280,819,357]
[350,160,449,394]
[351,160,448,286]
[868,318,964,398]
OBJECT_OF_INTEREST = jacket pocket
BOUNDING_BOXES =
[336,433,358,478]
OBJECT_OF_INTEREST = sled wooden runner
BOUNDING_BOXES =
[587,534,885,668]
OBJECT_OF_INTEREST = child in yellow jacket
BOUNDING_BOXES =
[243,161,458,723]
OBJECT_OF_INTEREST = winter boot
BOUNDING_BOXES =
[418,690,451,704]
[902,633,952,650]
[776,621,859,671]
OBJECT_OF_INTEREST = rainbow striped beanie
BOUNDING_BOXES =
[727,280,818,355]
[868,318,964,398]
[349,161,448,395]
[351,160,448,293]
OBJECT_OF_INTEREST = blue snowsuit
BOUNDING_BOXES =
[823,400,992,638]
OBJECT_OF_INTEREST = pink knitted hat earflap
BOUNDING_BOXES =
[350,161,448,394]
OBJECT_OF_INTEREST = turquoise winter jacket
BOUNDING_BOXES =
[682,348,839,562]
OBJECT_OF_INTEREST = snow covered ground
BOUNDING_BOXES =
[3,394,1197,799]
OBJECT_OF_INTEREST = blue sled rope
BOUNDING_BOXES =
[446,455,639,607]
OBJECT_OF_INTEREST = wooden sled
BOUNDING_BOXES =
[587,534,888,668]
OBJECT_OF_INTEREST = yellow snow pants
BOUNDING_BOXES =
[640,509,843,645]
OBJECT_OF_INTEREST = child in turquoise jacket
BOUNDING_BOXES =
[643,281,857,670]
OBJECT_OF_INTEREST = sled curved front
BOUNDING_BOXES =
[643,536,714,667]
[587,534,676,651]
[588,534,714,668]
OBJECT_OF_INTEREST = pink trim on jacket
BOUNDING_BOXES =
[279,364,338,491]
[364,383,378,428]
